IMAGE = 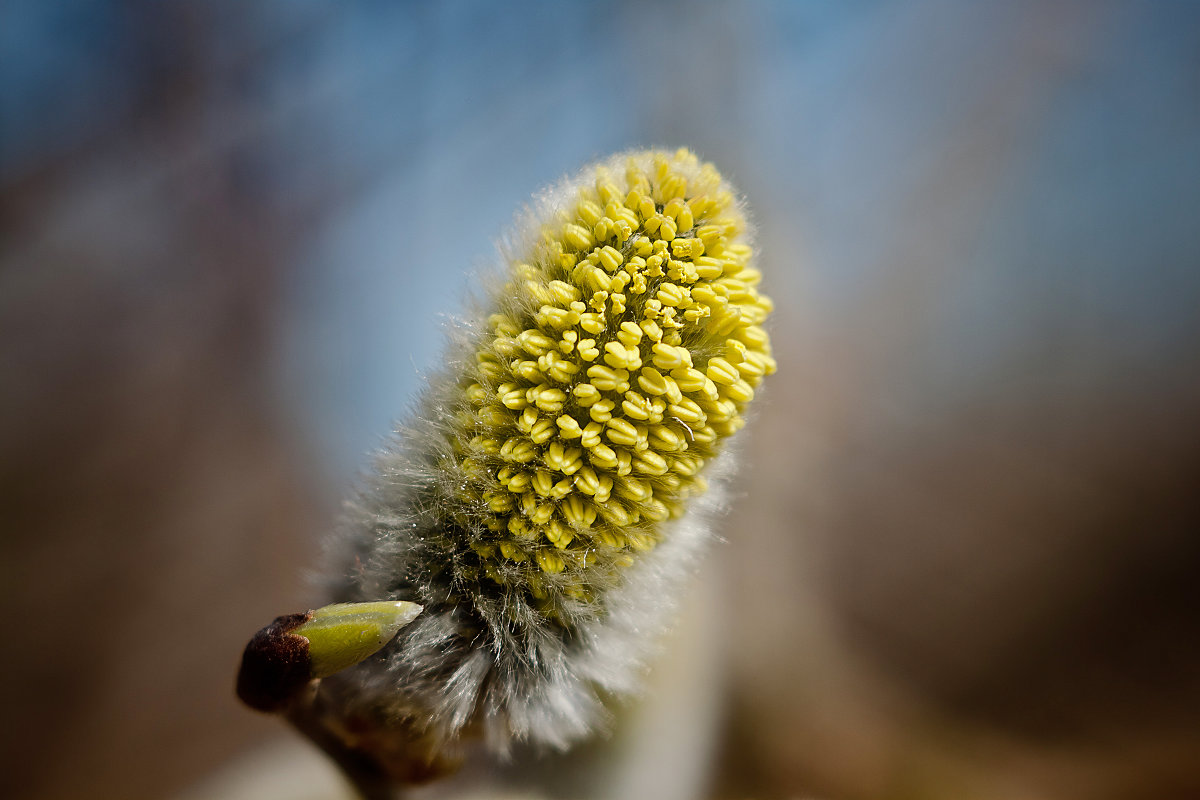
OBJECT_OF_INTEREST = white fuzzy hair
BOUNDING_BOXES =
[315,150,750,758]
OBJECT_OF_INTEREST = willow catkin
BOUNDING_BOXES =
[318,148,775,760]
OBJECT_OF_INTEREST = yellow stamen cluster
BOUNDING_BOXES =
[452,149,774,594]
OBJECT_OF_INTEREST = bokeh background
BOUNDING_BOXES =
[3,1,1199,799]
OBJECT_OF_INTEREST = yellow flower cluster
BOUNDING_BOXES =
[452,149,774,594]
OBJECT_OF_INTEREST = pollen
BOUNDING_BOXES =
[454,149,774,592]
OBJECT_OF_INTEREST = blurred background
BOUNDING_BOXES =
[3,1,1199,799]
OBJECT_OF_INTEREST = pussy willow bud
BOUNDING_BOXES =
[270,148,775,781]
[236,601,422,712]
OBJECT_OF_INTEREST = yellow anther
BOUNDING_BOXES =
[615,448,633,476]
[588,291,608,312]
[524,280,553,305]
[574,466,601,496]
[531,470,554,498]
[671,366,708,394]
[576,200,603,226]
[632,450,668,476]
[597,530,625,549]
[659,174,686,202]
[477,406,509,428]
[562,495,597,527]
[563,223,593,250]
[529,417,556,444]
[557,414,584,439]
[466,383,488,405]
[573,264,608,293]
[477,359,504,381]
[723,379,755,404]
[640,319,663,342]
[537,305,578,330]
[576,338,600,361]
[512,360,542,383]
[499,387,527,410]
[669,238,700,259]
[614,477,652,502]
[642,499,670,522]
[656,282,688,308]
[636,367,669,396]
[690,285,721,307]
[651,342,690,371]
[734,356,765,380]
[589,398,616,423]
[587,364,630,393]
[580,313,605,334]
[597,180,622,205]
[487,492,514,513]
[490,314,520,336]
[733,324,769,349]
[612,322,641,350]
[493,336,520,358]
[599,503,632,527]
[471,435,501,454]
[517,406,539,431]
[753,351,778,375]
[676,203,694,232]
[666,398,706,425]
[546,441,583,475]
[649,424,685,452]
[702,397,739,423]
[721,236,749,258]
[602,342,635,370]
[598,246,624,272]
[693,256,724,279]
[536,550,565,574]
[534,387,567,413]
[706,357,740,386]
[500,437,538,463]
[542,353,580,383]
[605,418,639,447]
[737,266,764,287]
[546,518,570,544]
[588,442,619,469]
[548,279,581,304]
[658,216,677,241]
[580,421,603,448]
[636,195,657,220]
[724,338,748,364]
[506,471,532,493]
[573,383,602,406]
[620,391,652,421]
[498,541,528,562]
